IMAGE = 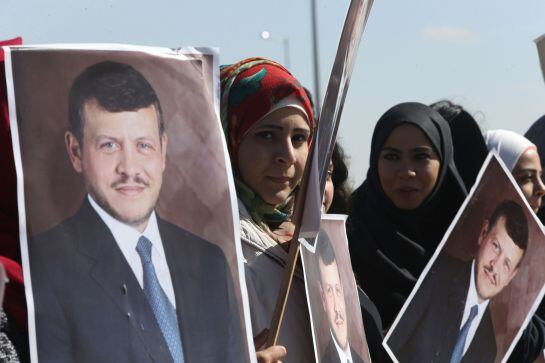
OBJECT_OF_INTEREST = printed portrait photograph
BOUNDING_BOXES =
[301,215,371,363]
[385,154,545,363]
[6,45,252,363]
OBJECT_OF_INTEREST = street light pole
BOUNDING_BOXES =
[260,31,291,70]
[283,37,291,71]
[310,0,321,114]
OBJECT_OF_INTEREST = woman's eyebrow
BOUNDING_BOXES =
[254,124,283,130]
[410,146,434,152]
[381,146,400,152]
[514,168,537,174]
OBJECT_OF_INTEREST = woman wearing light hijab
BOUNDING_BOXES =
[348,102,468,328]
[484,129,545,213]
[221,58,315,362]
[484,129,545,363]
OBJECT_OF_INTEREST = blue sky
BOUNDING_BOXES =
[2,0,545,186]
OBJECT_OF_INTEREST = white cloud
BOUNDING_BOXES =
[422,26,474,42]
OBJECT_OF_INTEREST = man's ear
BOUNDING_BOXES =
[319,283,327,312]
[161,133,168,171]
[65,131,83,173]
[478,220,490,247]
[511,267,520,280]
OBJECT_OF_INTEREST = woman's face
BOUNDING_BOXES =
[322,161,334,212]
[237,107,311,205]
[378,123,441,210]
[512,148,545,212]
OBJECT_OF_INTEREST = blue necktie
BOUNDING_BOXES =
[449,304,479,363]
[136,236,184,363]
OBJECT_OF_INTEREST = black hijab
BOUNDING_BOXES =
[348,102,467,328]
[525,114,545,224]
[430,100,488,189]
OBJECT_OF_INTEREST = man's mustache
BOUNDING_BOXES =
[484,264,497,285]
[334,310,345,325]
[111,175,150,188]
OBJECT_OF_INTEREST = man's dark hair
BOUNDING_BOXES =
[68,61,164,142]
[487,199,529,264]
[316,229,337,267]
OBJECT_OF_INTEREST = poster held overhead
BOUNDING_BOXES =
[5,45,254,363]
[299,0,374,246]
[384,153,545,363]
[267,0,375,346]
[536,34,545,84]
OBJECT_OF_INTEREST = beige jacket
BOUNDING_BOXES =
[239,199,315,363]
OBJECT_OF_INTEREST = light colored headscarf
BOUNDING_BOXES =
[484,129,536,171]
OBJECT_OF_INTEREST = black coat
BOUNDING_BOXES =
[29,199,244,363]
[387,253,496,363]
[321,339,367,363]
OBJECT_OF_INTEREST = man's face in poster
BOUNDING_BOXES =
[475,216,524,303]
[65,99,167,232]
[319,257,348,350]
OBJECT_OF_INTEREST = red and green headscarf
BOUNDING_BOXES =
[220,57,315,228]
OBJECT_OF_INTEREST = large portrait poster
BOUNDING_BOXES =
[301,215,372,363]
[4,45,253,363]
[385,154,545,363]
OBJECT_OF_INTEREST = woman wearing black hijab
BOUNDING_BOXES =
[348,102,468,328]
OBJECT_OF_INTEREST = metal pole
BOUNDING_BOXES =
[283,37,291,71]
[310,0,321,114]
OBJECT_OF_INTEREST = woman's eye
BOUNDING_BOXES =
[255,131,274,140]
[414,152,431,161]
[516,173,534,184]
[292,133,309,144]
[382,153,399,161]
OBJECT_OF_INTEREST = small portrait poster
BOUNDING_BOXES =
[301,214,372,363]
[4,45,253,363]
[385,153,545,363]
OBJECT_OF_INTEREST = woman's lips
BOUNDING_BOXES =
[267,176,291,185]
[396,186,419,194]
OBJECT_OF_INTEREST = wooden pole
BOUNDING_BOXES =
[266,136,316,347]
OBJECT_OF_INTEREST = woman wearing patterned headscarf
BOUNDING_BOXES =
[221,58,315,362]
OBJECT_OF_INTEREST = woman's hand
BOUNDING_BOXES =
[254,329,287,363]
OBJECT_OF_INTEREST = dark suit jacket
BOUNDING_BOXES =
[29,199,244,363]
[321,337,367,363]
[387,253,497,363]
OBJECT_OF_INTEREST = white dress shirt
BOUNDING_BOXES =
[459,259,489,355]
[331,330,354,363]
[88,195,176,307]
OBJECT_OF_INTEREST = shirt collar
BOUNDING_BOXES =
[331,330,353,363]
[87,195,164,258]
